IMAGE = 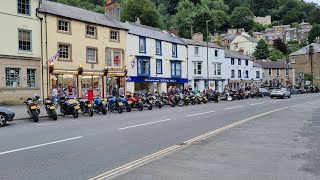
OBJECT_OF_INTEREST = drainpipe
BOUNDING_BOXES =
[45,13,49,97]
[36,8,44,100]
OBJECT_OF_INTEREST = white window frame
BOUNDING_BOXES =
[256,71,260,78]
[238,70,242,78]
[86,48,97,63]
[245,70,249,78]
[6,68,20,87]
[213,63,221,76]
[268,68,272,76]
[285,69,289,76]
[106,48,123,68]
[194,62,202,75]
[58,43,71,60]
[18,29,32,52]
[110,30,119,41]
[58,19,70,33]
[276,68,280,76]
[17,0,30,15]
[194,47,199,56]
[231,69,235,78]
[27,69,36,88]
[86,25,97,38]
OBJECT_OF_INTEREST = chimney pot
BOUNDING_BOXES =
[168,27,179,36]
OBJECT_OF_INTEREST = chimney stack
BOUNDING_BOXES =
[105,0,120,21]
[192,33,203,42]
[135,18,141,25]
[168,27,179,36]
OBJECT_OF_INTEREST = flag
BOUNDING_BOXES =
[48,48,61,63]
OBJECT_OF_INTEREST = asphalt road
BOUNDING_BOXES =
[0,94,319,180]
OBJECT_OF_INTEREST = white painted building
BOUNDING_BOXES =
[122,21,188,93]
[0,0,42,104]
[182,34,225,92]
[224,50,262,90]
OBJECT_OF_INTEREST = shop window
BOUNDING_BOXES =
[58,43,71,60]
[27,69,36,87]
[171,61,181,78]
[18,0,30,15]
[86,48,97,63]
[156,59,162,74]
[106,49,122,67]
[6,68,20,87]
[137,57,150,76]
[18,29,32,52]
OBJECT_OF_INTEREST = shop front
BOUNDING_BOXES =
[49,67,126,99]
[126,76,188,93]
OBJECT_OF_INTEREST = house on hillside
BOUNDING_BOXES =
[229,35,258,57]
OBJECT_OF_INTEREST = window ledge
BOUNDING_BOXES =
[57,31,72,35]
[17,51,34,55]
[0,87,40,91]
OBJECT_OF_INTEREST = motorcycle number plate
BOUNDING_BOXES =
[88,104,92,107]
[150,100,154,104]
[102,101,106,105]
[49,106,55,110]
[31,106,37,110]
[119,102,123,106]
[74,105,80,110]
[128,101,132,104]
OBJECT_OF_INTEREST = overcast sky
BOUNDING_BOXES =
[304,0,320,4]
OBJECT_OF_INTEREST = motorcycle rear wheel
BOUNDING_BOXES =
[101,107,107,115]
[73,110,79,118]
[89,108,94,117]
[31,110,38,122]
[118,106,123,113]
[51,110,58,121]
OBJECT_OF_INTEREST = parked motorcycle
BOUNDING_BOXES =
[120,96,132,112]
[220,92,233,101]
[78,98,94,116]
[189,94,197,105]
[93,97,107,115]
[127,94,144,111]
[59,97,80,118]
[43,98,58,120]
[160,94,175,107]
[196,93,208,104]
[24,95,41,122]
[174,93,185,106]
[153,93,163,108]
[140,94,153,110]
[108,96,124,113]
[208,91,219,103]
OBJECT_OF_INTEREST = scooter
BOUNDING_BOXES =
[93,97,107,115]
[59,97,80,118]
[43,98,58,120]
[24,95,41,122]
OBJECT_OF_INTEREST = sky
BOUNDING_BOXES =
[304,0,320,4]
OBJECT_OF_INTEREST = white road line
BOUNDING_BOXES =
[34,123,54,126]
[186,111,216,117]
[0,136,83,156]
[118,119,172,130]
[250,102,265,106]
[224,106,244,110]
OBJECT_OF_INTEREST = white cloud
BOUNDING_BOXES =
[304,0,320,4]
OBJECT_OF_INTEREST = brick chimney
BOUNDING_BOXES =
[192,33,203,42]
[105,0,120,21]
[168,27,179,36]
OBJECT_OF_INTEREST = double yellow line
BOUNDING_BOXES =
[89,106,289,180]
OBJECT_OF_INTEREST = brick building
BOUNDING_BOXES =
[289,43,320,86]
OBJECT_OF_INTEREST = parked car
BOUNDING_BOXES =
[270,88,291,99]
[259,88,271,97]
[0,107,15,127]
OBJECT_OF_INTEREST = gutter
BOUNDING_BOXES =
[36,6,44,100]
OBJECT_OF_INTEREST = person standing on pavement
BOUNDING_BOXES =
[52,86,58,105]
[118,86,124,97]
[112,87,117,97]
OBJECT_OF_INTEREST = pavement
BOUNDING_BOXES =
[0,94,319,180]
[2,104,49,120]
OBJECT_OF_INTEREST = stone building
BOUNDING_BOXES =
[289,43,320,86]
[255,60,293,87]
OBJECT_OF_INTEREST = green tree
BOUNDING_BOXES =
[269,49,284,61]
[200,0,229,12]
[309,7,320,24]
[282,8,305,25]
[173,0,197,38]
[121,0,163,28]
[308,24,320,43]
[230,6,254,30]
[251,23,266,32]
[253,39,269,60]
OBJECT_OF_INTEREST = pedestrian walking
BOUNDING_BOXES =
[52,86,58,105]
[118,86,124,97]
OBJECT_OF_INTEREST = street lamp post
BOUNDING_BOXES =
[309,44,314,86]
[206,20,212,89]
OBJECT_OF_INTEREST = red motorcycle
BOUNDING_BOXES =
[127,95,144,111]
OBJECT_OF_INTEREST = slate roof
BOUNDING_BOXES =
[253,62,262,68]
[242,35,258,43]
[181,38,222,49]
[290,43,320,56]
[225,50,252,60]
[121,22,184,44]
[255,60,291,69]
[221,34,237,41]
[38,0,126,30]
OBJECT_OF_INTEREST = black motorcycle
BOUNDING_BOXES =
[78,98,94,116]
[93,98,107,115]
[174,93,185,106]
[208,91,219,103]
[141,94,153,110]
[153,94,163,108]
[24,95,41,122]
[161,94,175,107]
[59,97,80,118]
[43,98,58,120]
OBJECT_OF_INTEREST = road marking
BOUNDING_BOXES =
[186,111,216,117]
[224,106,243,110]
[0,136,83,156]
[34,123,54,126]
[118,119,172,130]
[250,102,265,106]
[90,106,290,180]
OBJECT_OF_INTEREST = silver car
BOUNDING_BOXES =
[270,88,291,99]
[0,107,15,127]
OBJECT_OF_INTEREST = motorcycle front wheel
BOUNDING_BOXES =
[101,106,107,115]
[89,108,94,117]
[118,106,123,113]
[148,103,153,110]
[51,110,58,120]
